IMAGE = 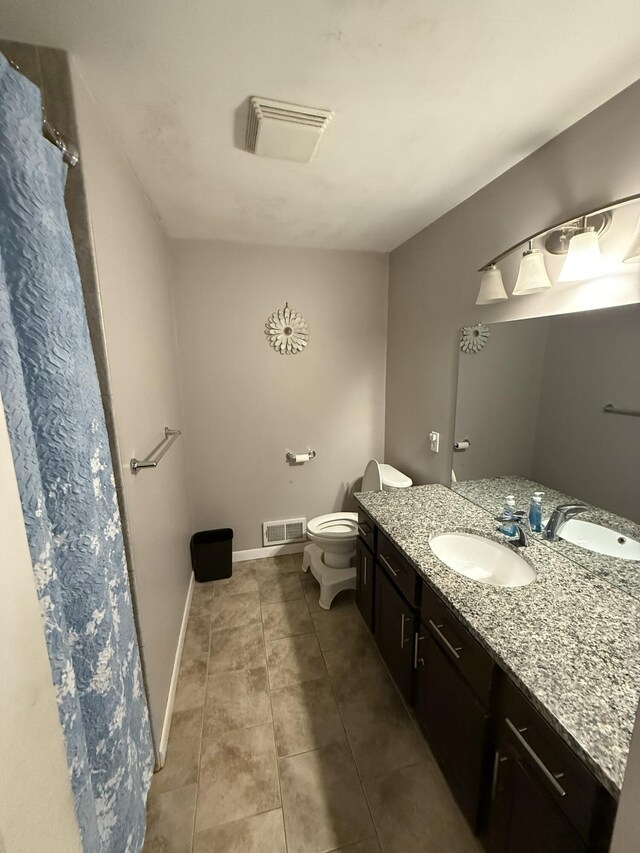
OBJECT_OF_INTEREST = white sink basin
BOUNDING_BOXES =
[429,533,536,588]
[558,519,640,561]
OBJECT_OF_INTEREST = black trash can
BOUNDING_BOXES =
[190,528,233,583]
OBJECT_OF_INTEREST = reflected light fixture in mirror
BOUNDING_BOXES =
[623,217,640,263]
[512,240,552,295]
[557,218,603,282]
[475,265,508,305]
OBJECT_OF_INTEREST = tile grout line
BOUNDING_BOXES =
[262,554,302,853]
[320,632,386,853]
[304,577,386,853]
[189,586,214,852]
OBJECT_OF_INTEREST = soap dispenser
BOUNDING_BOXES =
[529,491,544,533]
[498,495,517,536]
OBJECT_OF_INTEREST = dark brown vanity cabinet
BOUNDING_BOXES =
[486,678,616,853]
[415,582,494,832]
[360,513,616,852]
[355,536,374,631]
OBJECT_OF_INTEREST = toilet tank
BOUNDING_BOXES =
[380,464,412,491]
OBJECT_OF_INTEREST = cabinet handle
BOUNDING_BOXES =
[363,554,368,586]
[505,718,566,798]
[400,613,412,649]
[428,619,462,660]
[379,553,399,577]
[357,523,369,539]
[413,632,425,668]
[491,750,508,801]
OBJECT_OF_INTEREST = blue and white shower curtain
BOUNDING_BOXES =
[0,54,153,851]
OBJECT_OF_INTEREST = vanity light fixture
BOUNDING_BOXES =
[474,193,640,305]
[623,217,640,263]
[512,240,552,295]
[557,217,603,282]
[475,265,508,305]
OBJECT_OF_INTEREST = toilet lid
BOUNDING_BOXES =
[380,464,413,489]
[362,459,382,492]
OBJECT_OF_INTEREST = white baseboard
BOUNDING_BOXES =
[157,572,194,769]
[233,542,307,563]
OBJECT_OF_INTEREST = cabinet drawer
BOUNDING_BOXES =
[497,677,616,849]
[377,531,420,606]
[421,582,494,707]
[357,509,376,552]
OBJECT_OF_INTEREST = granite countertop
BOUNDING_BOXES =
[452,476,640,599]
[354,483,640,798]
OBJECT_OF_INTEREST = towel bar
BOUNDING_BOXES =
[603,404,640,418]
[130,428,182,474]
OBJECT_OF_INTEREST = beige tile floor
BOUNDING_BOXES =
[143,555,482,853]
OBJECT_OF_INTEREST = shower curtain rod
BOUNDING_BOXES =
[6,56,79,167]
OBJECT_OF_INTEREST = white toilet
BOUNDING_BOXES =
[302,459,412,610]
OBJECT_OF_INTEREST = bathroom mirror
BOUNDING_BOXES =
[451,302,640,599]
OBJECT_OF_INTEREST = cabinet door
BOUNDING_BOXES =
[487,739,587,853]
[415,633,490,831]
[374,565,414,702]
[355,538,374,631]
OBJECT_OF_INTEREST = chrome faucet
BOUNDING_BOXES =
[544,504,588,541]
[495,510,532,548]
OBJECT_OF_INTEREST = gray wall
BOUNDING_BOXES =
[71,65,193,747]
[171,239,388,552]
[531,305,640,522]
[385,80,640,487]
[453,318,548,481]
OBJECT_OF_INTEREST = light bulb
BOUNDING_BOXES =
[558,228,602,282]
[623,216,640,263]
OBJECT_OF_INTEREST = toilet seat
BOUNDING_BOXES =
[306,512,358,539]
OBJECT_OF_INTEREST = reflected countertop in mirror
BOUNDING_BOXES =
[452,301,639,601]
[453,475,640,598]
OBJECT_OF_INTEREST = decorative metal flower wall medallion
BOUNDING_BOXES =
[265,303,310,354]
[460,323,490,354]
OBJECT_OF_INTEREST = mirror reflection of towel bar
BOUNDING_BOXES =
[130,428,182,474]
[603,404,640,418]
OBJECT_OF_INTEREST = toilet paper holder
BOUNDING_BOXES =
[286,449,317,463]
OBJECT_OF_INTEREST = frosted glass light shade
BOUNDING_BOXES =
[476,265,508,305]
[557,229,602,282]
[623,217,640,263]
[512,249,552,295]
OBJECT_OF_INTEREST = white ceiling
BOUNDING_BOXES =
[3,1,640,251]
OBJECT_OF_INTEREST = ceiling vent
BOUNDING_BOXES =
[246,97,333,163]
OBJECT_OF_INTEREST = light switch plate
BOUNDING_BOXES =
[429,431,440,453]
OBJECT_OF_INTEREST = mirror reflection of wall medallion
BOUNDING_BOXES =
[460,323,490,354]
[265,303,309,354]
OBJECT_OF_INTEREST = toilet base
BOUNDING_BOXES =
[302,543,356,610]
